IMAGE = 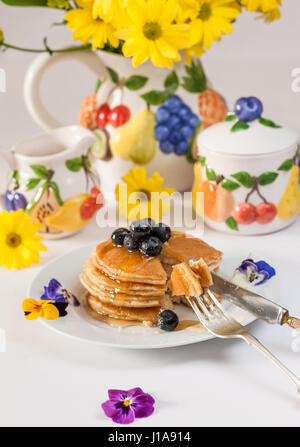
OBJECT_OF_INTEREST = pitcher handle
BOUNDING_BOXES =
[23,49,109,130]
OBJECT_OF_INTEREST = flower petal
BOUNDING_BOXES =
[133,402,155,419]
[108,389,128,401]
[112,406,135,424]
[47,279,63,299]
[102,399,119,417]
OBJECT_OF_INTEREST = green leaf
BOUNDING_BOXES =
[258,171,278,186]
[224,113,236,122]
[106,66,119,85]
[164,71,179,95]
[24,178,40,190]
[30,164,50,179]
[141,90,167,106]
[258,117,281,128]
[83,155,91,169]
[65,157,83,172]
[186,122,202,163]
[199,156,206,166]
[125,75,148,91]
[12,170,19,185]
[95,78,105,94]
[220,179,240,191]
[230,121,250,132]
[48,181,64,206]
[181,59,207,93]
[1,0,47,5]
[225,216,238,231]
[231,171,254,188]
[278,159,293,171]
[206,166,217,182]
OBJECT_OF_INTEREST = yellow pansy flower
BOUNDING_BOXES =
[114,0,191,68]
[0,210,47,270]
[65,0,119,49]
[115,167,176,222]
[22,299,59,320]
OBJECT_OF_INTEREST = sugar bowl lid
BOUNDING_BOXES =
[197,97,298,156]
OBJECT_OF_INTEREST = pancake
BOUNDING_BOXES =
[80,273,163,308]
[169,263,204,298]
[95,240,167,285]
[87,256,166,296]
[161,231,222,270]
[87,293,173,326]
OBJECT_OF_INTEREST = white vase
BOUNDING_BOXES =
[23,49,202,193]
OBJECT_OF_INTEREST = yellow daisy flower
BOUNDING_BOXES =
[241,0,281,22]
[189,0,241,51]
[114,0,191,68]
[92,0,127,23]
[115,167,176,222]
[177,0,198,22]
[65,0,119,49]
[0,209,47,270]
[22,299,59,320]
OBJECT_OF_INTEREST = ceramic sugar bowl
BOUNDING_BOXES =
[192,97,300,235]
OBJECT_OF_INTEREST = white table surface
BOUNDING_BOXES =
[0,219,299,427]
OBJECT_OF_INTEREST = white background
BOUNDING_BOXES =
[0,1,300,427]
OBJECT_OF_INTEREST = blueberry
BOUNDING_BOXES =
[155,106,170,123]
[169,131,183,145]
[178,105,192,120]
[151,222,171,242]
[157,310,179,331]
[174,140,189,155]
[155,124,169,141]
[13,192,27,210]
[234,96,263,122]
[189,114,200,128]
[164,95,182,113]
[123,233,140,252]
[130,218,154,239]
[181,125,195,139]
[160,141,175,154]
[168,115,183,129]
[139,235,162,257]
[111,228,130,246]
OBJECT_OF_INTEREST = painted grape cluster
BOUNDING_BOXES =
[155,95,200,156]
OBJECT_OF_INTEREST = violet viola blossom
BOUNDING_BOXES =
[102,388,155,424]
[41,279,80,307]
[237,259,276,286]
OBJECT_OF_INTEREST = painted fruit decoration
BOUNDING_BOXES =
[277,154,300,220]
[78,60,227,166]
[3,170,27,211]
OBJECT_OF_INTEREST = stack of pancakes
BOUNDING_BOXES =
[80,231,222,327]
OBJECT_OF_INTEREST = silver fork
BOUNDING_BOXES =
[189,288,300,397]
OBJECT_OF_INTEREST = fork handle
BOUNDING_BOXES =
[242,333,300,396]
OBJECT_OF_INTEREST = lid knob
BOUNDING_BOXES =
[234,97,263,123]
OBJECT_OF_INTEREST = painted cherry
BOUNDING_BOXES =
[80,197,97,220]
[96,103,111,128]
[108,105,131,128]
[256,202,277,224]
[90,187,104,210]
[233,202,257,225]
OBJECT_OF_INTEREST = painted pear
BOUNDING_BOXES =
[110,109,156,165]
[277,165,300,220]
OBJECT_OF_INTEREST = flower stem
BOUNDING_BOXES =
[1,42,92,54]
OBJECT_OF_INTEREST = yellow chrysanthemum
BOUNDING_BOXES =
[241,0,282,22]
[189,0,241,51]
[115,167,176,222]
[22,299,59,320]
[114,0,191,68]
[92,0,127,23]
[0,210,47,270]
[65,0,119,49]
[177,0,198,22]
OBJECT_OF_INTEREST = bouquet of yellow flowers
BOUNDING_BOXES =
[0,0,282,67]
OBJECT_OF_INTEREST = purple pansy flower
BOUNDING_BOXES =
[102,387,155,424]
[238,259,276,286]
[41,279,80,307]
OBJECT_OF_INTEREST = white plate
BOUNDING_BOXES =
[28,244,267,349]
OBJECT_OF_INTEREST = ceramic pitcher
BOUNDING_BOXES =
[0,125,101,238]
[23,50,218,193]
